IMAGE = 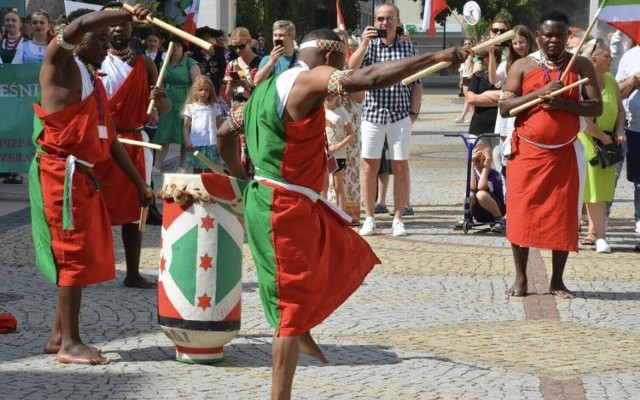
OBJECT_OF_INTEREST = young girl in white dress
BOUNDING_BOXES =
[182,76,224,173]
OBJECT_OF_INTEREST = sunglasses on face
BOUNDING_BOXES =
[376,16,395,23]
[232,44,247,50]
[491,28,508,34]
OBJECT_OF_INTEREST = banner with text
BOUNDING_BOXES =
[0,64,40,173]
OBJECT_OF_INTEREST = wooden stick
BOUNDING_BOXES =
[193,150,225,174]
[147,41,174,115]
[139,207,147,232]
[122,4,213,52]
[118,137,163,150]
[402,30,515,84]
[560,8,601,82]
[508,77,589,116]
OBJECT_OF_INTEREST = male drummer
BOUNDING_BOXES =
[217,28,466,399]
[31,5,153,365]
[94,1,171,289]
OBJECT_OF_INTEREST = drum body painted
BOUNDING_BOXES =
[158,173,246,363]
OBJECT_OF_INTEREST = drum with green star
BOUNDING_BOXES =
[157,173,246,364]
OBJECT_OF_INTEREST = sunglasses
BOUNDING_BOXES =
[491,28,508,34]
[232,44,247,50]
[376,16,395,23]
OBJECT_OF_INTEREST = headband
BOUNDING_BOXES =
[299,39,346,54]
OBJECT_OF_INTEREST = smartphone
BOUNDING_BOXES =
[375,28,387,38]
[229,71,241,80]
[274,39,284,47]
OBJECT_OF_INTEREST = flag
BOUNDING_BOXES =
[422,0,448,37]
[598,0,640,45]
[336,0,346,31]
[181,0,200,35]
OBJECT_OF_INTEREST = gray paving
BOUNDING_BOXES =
[1,89,639,399]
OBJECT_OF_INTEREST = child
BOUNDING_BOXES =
[182,76,224,173]
[454,143,506,233]
[323,94,355,212]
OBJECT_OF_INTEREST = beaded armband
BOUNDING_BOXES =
[327,69,352,97]
[228,103,245,137]
[55,26,76,51]
[498,90,516,103]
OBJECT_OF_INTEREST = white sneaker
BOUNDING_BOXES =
[392,220,407,237]
[359,220,376,236]
[636,220,640,234]
[595,238,611,253]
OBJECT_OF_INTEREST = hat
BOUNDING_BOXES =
[167,35,185,46]
[196,26,224,39]
[0,313,17,334]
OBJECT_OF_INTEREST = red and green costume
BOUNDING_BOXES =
[29,73,116,286]
[242,71,380,336]
[95,55,149,225]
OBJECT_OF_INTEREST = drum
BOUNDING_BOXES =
[157,173,246,363]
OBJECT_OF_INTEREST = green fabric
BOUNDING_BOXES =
[0,47,16,63]
[29,156,58,284]
[154,56,198,145]
[243,74,286,181]
[243,180,280,329]
[579,72,618,203]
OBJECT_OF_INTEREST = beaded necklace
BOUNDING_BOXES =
[540,50,567,82]
[3,34,23,51]
[108,46,136,66]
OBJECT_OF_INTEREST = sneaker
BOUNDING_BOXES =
[453,217,465,230]
[595,238,611,253]
[374,203,389,214]
[491,219,506,233]
[636,220,640,234]
[359,220,376,236]
[392,220,407,237]
[454,117,464,123]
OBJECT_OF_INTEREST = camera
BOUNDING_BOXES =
[375,28,387,38]
[274,39,284,47]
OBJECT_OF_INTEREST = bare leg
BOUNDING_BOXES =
[122,223,156,288]
[44,307,100,354]
[333,170,347,211]
[376,172,389,207]
[506,243,529,296]
[391,160,409,220]
[362,158,381,218]
[299,331,328,365]
[271,335,300,400]
[549,250,575,299]
[585,202,606,239]
[55,286,109,365]
[179,144,188,170]
[154,145,169,170]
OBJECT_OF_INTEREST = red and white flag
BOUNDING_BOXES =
[422,0,448,37]
[598,0,640,46]
[336,0,346,31]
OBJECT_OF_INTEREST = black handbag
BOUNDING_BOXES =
[594,131,623,168]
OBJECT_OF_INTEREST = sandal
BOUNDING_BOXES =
[3,173,23,184]
[581,234,596,246]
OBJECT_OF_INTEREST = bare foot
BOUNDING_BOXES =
[550,284,576,299]
[299,332,329,365]
[505,282,527,297]
[123,274,156,289]
[44,338,100,354]
[57,343,110,365]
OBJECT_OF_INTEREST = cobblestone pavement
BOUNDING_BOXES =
[1,91,639,400]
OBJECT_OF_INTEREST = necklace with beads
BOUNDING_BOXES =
[108,46,135,65]
[3,34,22,51]
[540,50,566,82]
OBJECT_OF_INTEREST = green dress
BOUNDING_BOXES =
[154,56,198,145]
[578,72,618,203]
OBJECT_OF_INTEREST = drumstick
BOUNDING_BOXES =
[122,4,213,52]
[193,150,225,175]
[402,30,516,85]
[118,137,163,150]
[508,77,589,116]
[139,207,147,233]
[147,41,174,115]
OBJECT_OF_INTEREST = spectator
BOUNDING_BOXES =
[455,38,475,124]
[255,33,266,57]
[349,3,421,237]
[144,29,166,72]
[578,39,627,253]
[1,10,24,63]
[154,35,201,173]
[191,26,226,96]
[12,9,50,64]
[253,20,297,85]
[615,37,640,251]
[566,27,585,53]
[223,27,261,104]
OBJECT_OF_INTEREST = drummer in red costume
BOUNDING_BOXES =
[499,10,602,299]
[217,29,467,400]
[95,1,171,289]
[29,5,153,365]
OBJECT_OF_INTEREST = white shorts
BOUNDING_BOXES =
[361,117,412,160]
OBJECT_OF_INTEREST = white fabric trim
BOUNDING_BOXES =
[101,54,134,98]
[73,56,94,100]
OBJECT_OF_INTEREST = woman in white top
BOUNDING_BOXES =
[12,9,51,64]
